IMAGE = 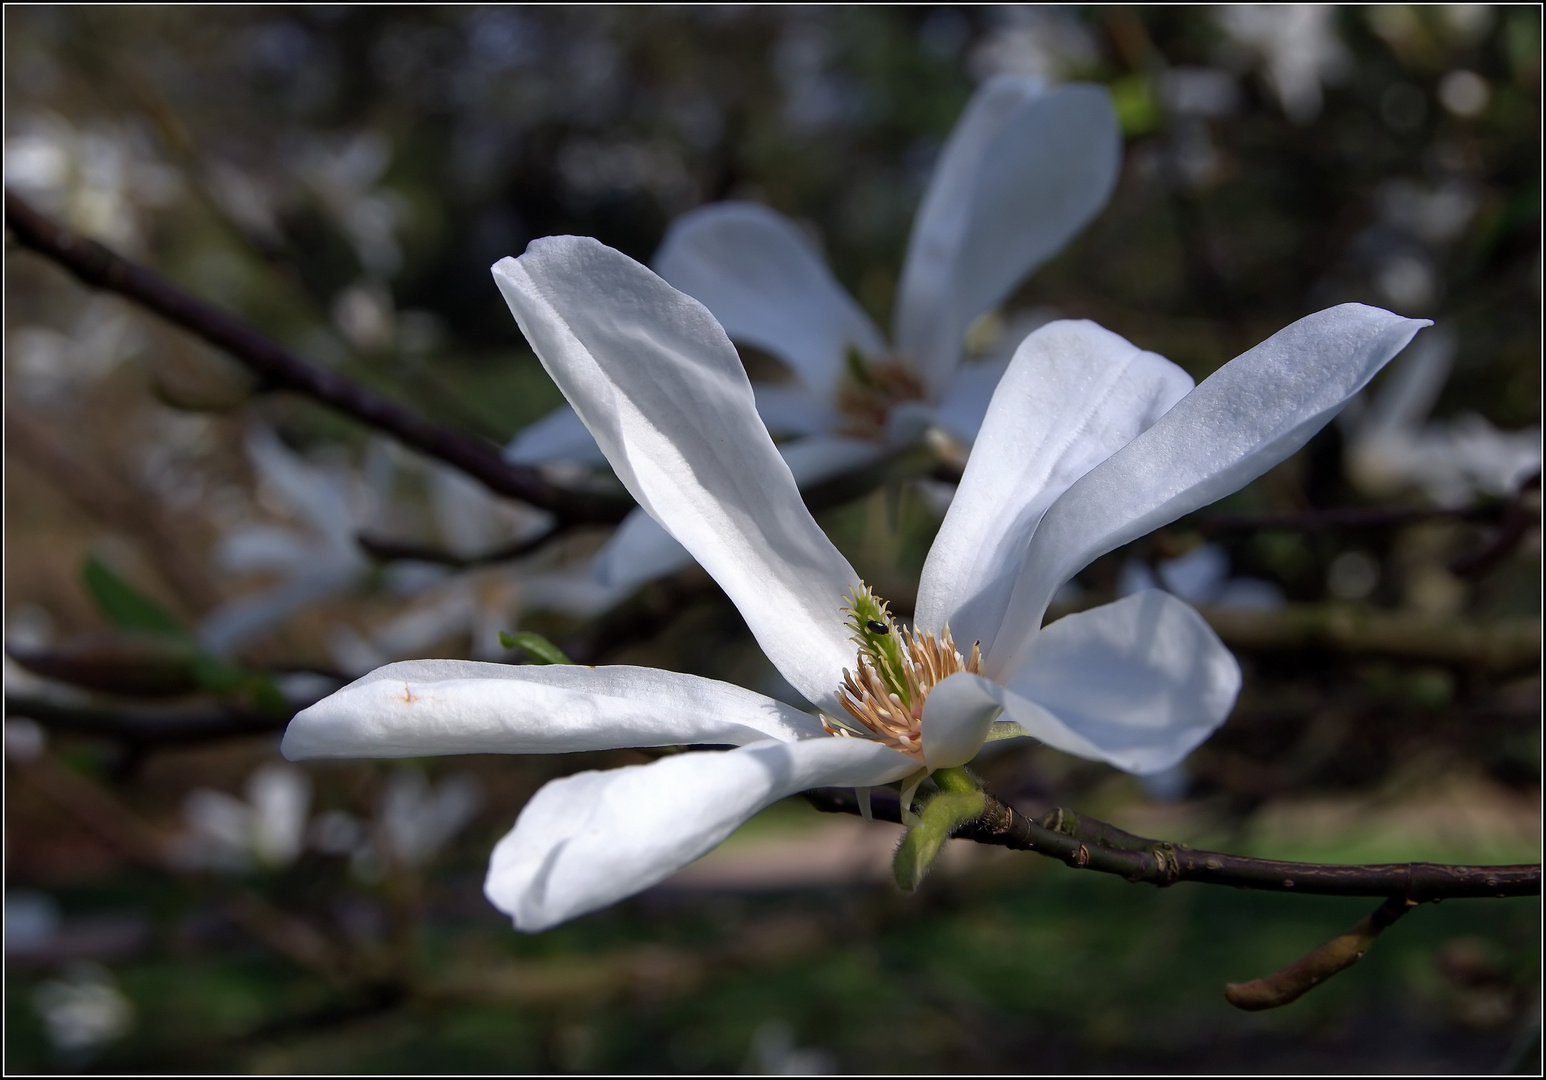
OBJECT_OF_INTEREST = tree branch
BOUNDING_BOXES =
[354,523,572,568]
[803,787,1541,900]
[1223,895,1416,1010]
[5,190,631,525]
[5,693,294,746]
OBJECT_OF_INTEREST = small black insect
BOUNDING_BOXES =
[865,619,889,635]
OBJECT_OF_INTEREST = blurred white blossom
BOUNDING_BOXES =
[6,296,146,406]
[169,763,312,872]
[1119,542,1284,612]
[1217,5,1350,124]
[1345,328,1541,506]
[5,111,180,252]
[307,767,483,877]
[31,964,135,1055]
[199,427,383,655]
[970,6,1100,84]
[746,1020,835,1075]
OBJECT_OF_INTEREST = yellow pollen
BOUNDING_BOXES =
[823,624,983,762]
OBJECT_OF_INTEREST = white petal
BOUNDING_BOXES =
[920,679,1002,769]
[281,660,829,760]
[503,403,609,467]
[990,304,1428,677]
[593,508,694,591]
[652,202,886,400]
[930,590,1240,774]
[915,320,1193,661]
[484,736,916,931]
[894,80,1121,398]
[494,237,861,713]
[591,436,887,592]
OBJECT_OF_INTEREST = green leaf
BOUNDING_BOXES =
[81,556,187,638]
[499,630,573,665]
[189,653,245,694]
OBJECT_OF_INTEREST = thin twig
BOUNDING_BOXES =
[354,523,572,568]
[5,190,631,525]
[1223,895,1417,1010]
[1450,472,1541,578]
[803,787,1541,900]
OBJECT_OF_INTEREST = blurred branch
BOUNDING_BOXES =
[5,403,224,614]
[354,523,572,568]
[1450,471,1540,579]
[6,693,294,746]
[1199,604,1539,676]
[4,190,632,525]
[1224,895,1416,1011]
[804,786,1541,900]
[1197,503,1504,533]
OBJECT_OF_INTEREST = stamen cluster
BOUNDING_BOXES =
[825,584,982,761]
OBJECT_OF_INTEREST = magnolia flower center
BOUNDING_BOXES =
[823,584,982,762]
[836,348,925,441]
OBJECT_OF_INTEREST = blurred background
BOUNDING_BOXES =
[4,5,1539,1073]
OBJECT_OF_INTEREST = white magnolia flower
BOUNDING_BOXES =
[198,426,384,655]
[507,75,1122,592]
[1346,327,1541,507]
[203,427,550,658]
[169,763,312,872]
[282,237,1425,932]
[32,963,134,1055]
[1217,5,1350,125]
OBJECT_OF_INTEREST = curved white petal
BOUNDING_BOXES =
[929,591,1239,774]
[915,320,1193,661]
[485,736,916,931]
[653,202,886,400]
[593,508,694,591]
[493,238,860,713]
[920,680,1002,769]
[503,403,609,467]
[895,80,1121,398]
[281,660,829,760]
[592,434,889,592]
[990,305,1428,677]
